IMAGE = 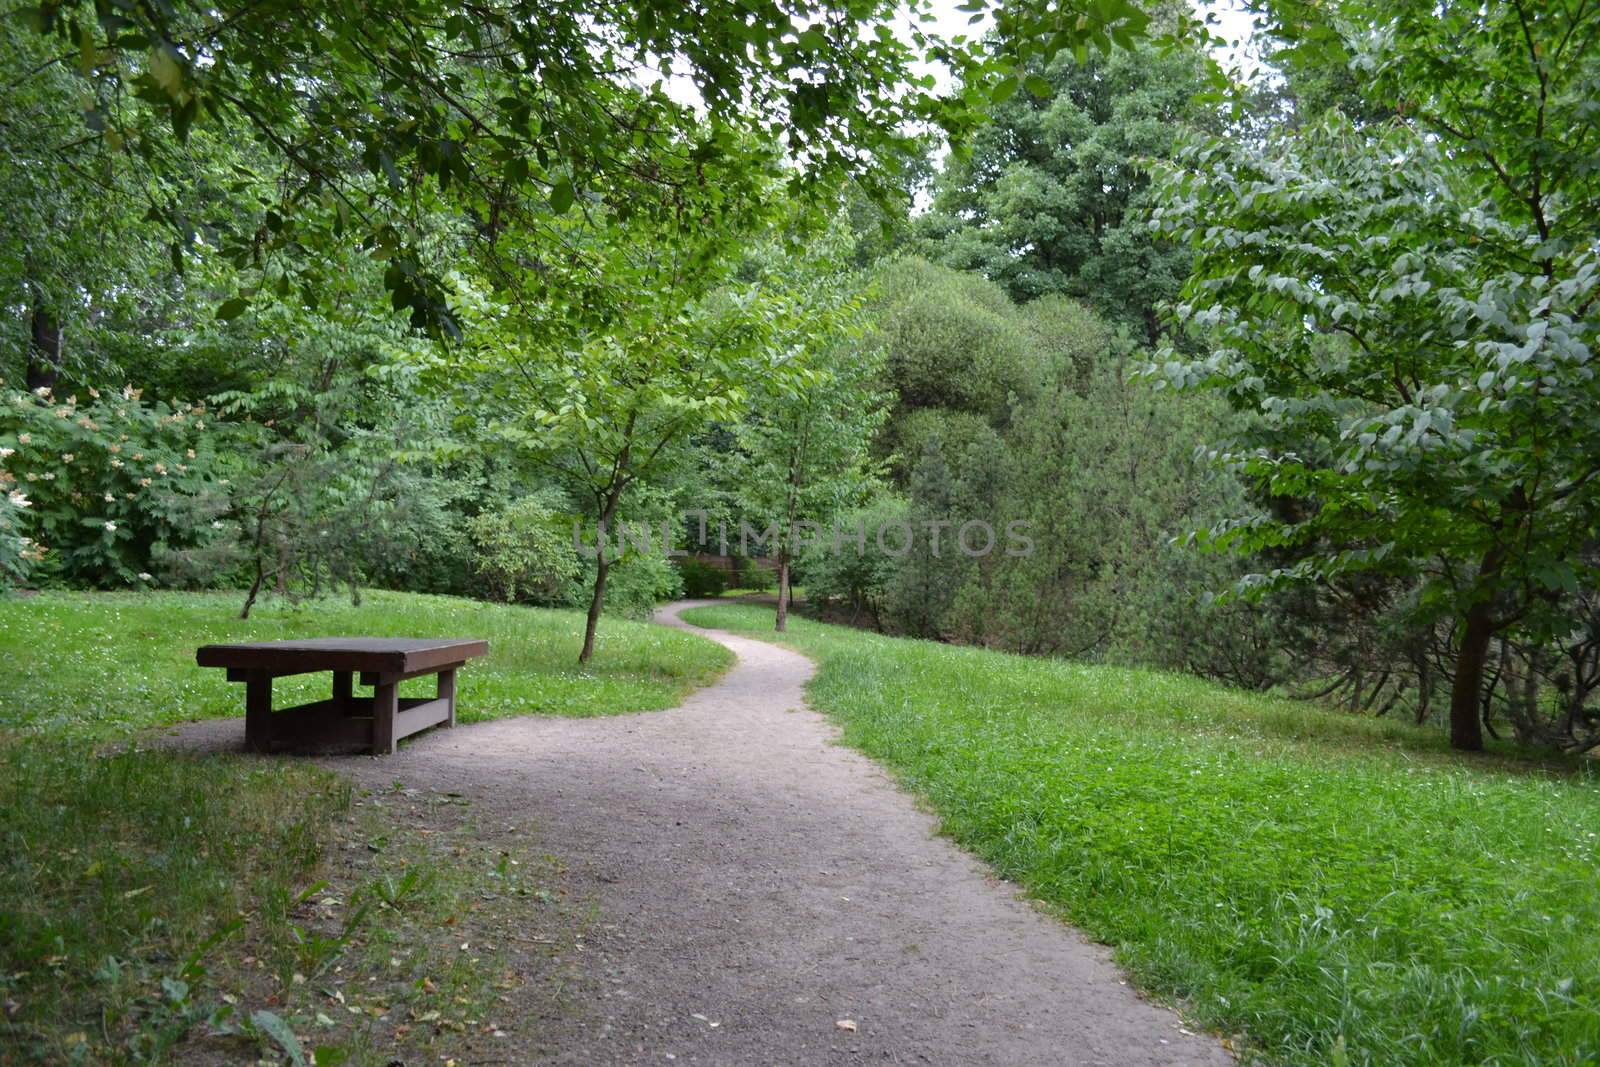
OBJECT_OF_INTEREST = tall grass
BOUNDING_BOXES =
[0,740,349,1061]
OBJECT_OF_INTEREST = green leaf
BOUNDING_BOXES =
[215,297,250,321]
[1023,74,1052,98]
[148,46,183,97]
[251,1010,306,1067]
[549,179,575,215]
[989,76,1020,103]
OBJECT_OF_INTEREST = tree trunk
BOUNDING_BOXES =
[1414,653,1433,725]
[775,552,790,633]
[1449,598,1496,751]
[275,543,289,596]
[241,562,266,619]
[580,496,622,665]
[580,546,608,664]
[26,304,63,393]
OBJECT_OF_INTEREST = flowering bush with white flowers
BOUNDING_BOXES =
[0,475,41,585]
[0,382,241,587]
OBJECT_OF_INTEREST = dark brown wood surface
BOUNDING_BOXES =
[198,638,485,755]
[196,637,488,675]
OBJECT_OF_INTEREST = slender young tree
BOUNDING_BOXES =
[462,191,808,661]
[732,251,887,631]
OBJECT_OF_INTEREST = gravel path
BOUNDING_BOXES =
[172,600,1232,1065]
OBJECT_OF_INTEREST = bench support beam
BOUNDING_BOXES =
[234,669,455,755]
[372,676,398,755]
[439,668,457,728]
[244,671,273,754]
[333,670,354,713]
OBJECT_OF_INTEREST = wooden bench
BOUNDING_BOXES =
[196,638,489,755]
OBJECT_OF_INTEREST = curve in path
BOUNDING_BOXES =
[173,600,1233,1065]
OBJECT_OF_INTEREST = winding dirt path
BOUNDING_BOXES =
[175,601,1232,1065]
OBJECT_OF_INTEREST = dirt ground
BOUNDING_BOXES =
[170,601,1232,1066]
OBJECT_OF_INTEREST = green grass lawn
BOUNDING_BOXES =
[682,603,1600,1067]
[0,590,729,1063]
[0,589,732,739]
[715,585,797,599]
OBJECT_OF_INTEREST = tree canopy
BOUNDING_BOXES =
[917,11,1215,340]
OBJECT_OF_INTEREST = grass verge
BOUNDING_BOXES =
[0,738,589,1064]
[682,603,1600,1067]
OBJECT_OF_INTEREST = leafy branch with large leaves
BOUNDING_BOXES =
[1151,0,1600,750]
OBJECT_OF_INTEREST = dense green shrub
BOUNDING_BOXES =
[0,385,238,588]
[810,285,1292,685]
[676,557,728,598]
[869,258,1042,431]
[592,551,683,617]
[799,496,909,626]
[884,408,999,485]
[734,557,776,592]
[0,466,33,586]
[467,494,581,604]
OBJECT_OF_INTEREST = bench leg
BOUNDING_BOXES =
[438,668,457,728]
[332,671,354,714]
[372,675,398,755]
[245,672,273,753]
